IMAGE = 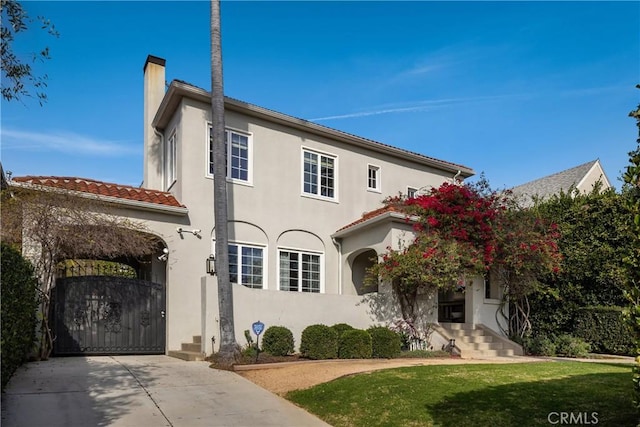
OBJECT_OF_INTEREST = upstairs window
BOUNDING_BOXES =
[208,126,252,183]
[303,149,336,199]
[407,187,418,198]
[367,164,381,192]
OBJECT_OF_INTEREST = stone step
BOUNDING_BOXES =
[440,322,476,331]
[168,350,205,362]
[458,335,494,344]
[193,336,202,344]
[464,348,515,358]
[444,328,485,338]
[181,342,202,352]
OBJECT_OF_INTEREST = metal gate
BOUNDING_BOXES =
[52,276,165,355]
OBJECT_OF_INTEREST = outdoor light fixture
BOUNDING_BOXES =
[449,338,456,348]
[177,227,202,238]
[206,254,216,275]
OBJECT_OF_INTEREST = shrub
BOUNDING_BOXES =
[300,324,338,360]
[573,306,634,356]
[262,326,294,356]
[1,243,38,390]
[555,334,591,358]
[338,329,372,359]
[399,349,450,358]
[368,326,402,358]
[331,323,355,337]
[524,334,556,356]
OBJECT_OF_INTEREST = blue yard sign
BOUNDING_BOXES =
[252,321,265,336]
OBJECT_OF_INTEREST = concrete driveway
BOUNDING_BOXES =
[1,355,330,427]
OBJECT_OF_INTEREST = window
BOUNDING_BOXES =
[303,149,335,199]
[407,187,418,198]
[229,243,263,289]
[208,126,251,183]
[165,131,176,189]
[367,165,381,192]
[279,250,321,293]
[484,272,500,300]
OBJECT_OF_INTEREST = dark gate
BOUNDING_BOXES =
[52,276,165,355]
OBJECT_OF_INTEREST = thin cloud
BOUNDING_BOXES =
[311,94,525,122]
[1,128,139,156]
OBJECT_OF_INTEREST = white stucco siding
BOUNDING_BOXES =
[202,278,398,354]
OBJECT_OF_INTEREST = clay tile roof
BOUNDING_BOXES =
[337,205,402,233]
[11,176,185,208]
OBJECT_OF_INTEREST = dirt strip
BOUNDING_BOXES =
[235,356,546,395]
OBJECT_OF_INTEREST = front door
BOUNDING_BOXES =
[438,287,465,323]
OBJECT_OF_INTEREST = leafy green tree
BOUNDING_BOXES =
[623,84,640,412]
[529,187,631,337]
[1,0,58,104]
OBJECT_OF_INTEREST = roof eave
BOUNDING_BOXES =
[332,212,418,239]
[10,181,189,216]
[152,81,474,177]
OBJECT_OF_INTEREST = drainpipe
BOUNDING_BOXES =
[153,127,165,189]
[332,237,343,295]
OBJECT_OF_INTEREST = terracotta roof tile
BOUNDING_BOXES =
[11,176,185,208]
[337,205,402,232]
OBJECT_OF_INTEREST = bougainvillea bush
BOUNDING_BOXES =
[367,180,561,338]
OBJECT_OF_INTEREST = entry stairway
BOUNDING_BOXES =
[434,323,523,358]
[168,335,206,361]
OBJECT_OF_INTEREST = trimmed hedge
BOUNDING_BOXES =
[1,243,38,390]
[573,306,634,356]
[331,323,355,337]
[262,326,294,356]
[338,329,372,359]
[368,326,402,358]
[555,334,591,358]
[300,324,338,360]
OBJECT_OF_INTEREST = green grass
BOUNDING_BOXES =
[287,362,636,427]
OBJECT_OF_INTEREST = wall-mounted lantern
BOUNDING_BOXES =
[206,254,216,275]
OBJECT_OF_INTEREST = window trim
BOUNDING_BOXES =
[205,124,254,186]
[300,147,338,202]
[277,247,324,293]
[483,273,501,303]
[407,186,418,198]
[367,164,381,193]
[213,239,267,290]
[165,130,177,190]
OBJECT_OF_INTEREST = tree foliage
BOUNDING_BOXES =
[528,187,632,337]
[1,243,38,390]
[1,0,58,104]
[1,185,158,359]
[623,84,640,412]
[368,180,561,337]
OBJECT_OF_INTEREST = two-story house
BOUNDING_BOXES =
[11,55,522,359]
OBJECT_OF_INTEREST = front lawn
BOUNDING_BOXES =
[287,361,635,427]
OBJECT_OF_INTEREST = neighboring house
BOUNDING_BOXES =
[511,159,612,207]
[7,55,522,359]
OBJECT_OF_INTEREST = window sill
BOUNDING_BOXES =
[367,188,382,194]
[301,193,339,204]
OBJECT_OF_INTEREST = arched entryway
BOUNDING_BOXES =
[350,249,378,295]
[51,241,168,355]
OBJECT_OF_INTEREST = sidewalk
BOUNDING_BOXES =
[1,355,330,427]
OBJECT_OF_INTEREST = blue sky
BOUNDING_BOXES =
[2,1,639,190]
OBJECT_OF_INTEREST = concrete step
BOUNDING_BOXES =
[168,350,205,362]
[181,342,202,352]
[458,335,494,344]
[464,348,515,358]
[440,322,476,331]
[193,336,202,344]
[444,328,485,338]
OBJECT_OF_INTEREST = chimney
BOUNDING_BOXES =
[143,55,166,190]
